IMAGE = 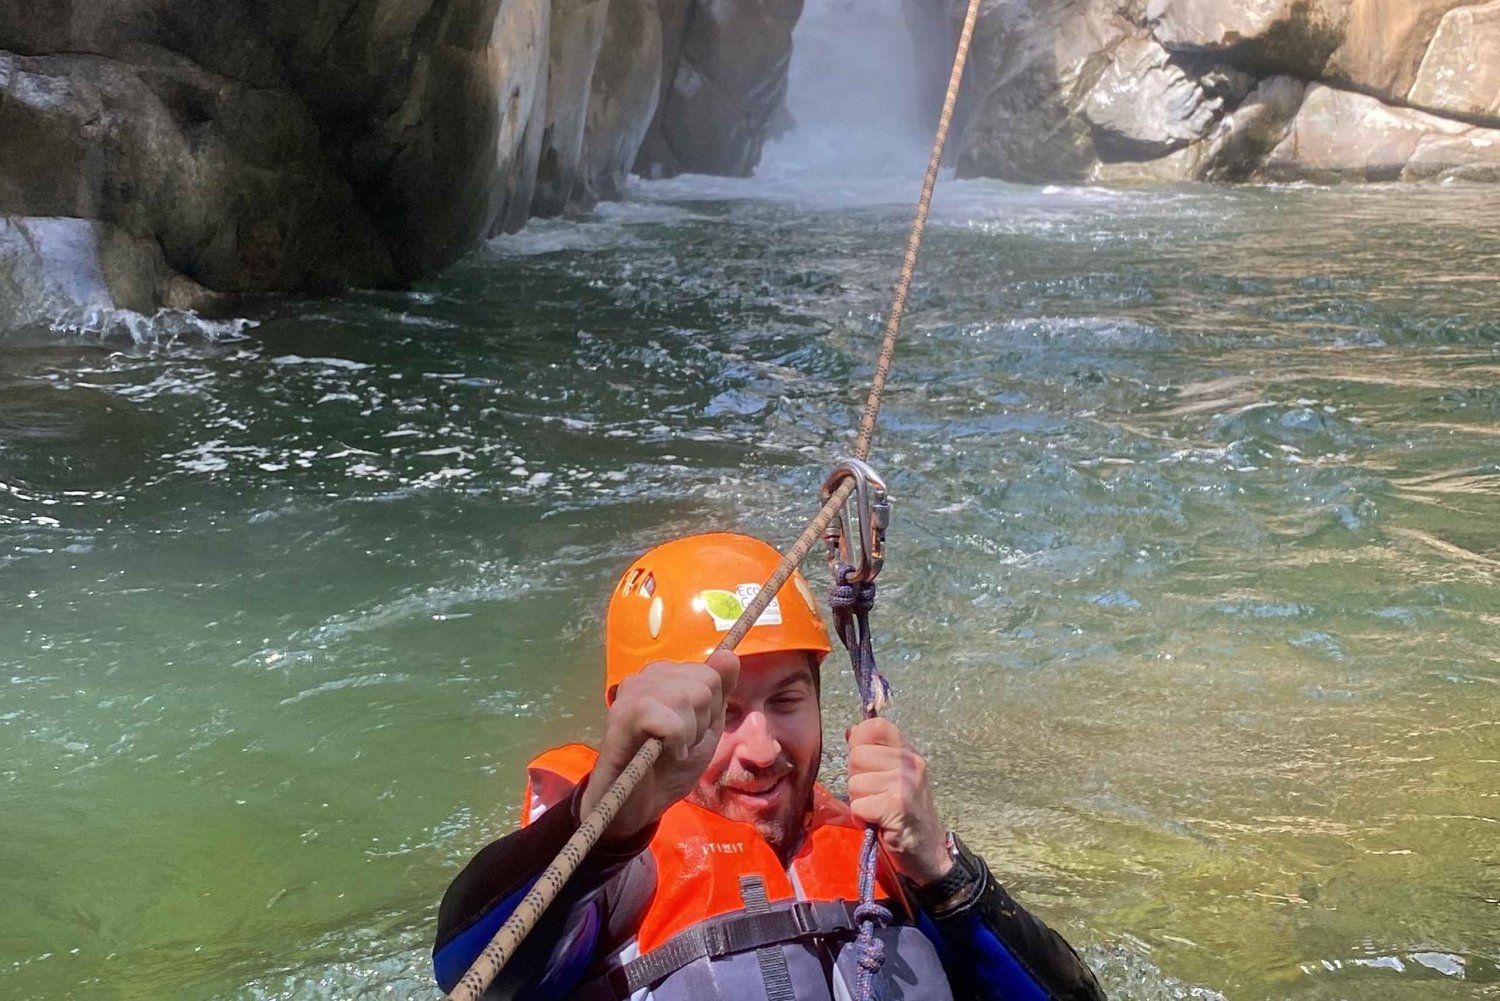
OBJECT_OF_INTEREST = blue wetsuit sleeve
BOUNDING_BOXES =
[917,855,1105,1001]
[433,782,657,999]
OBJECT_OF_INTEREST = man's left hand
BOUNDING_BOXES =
[846,717,952,887]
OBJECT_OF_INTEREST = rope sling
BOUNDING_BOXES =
[446,1,985,996]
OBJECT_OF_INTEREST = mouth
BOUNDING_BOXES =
[723,775,787,806]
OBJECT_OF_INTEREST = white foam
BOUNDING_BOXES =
[49,307,256,344]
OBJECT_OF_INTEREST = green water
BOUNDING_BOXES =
[2,178,1497,1000]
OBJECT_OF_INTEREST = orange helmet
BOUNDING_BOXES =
[605,532,833,703]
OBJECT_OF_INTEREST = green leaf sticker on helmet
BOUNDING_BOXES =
[699,585,782,631]
[700,589,744,623]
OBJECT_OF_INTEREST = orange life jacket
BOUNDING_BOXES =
[523,745,953,1001]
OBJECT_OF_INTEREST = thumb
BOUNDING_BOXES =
[705,647,740,704]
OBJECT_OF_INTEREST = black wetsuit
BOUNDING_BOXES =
[434,781,1106,1000]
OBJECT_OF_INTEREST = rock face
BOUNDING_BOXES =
[0,0,800,329]
[924,0,1500,186]
[635,0,804,178]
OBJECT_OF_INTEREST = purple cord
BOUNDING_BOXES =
[829,565,894,1001]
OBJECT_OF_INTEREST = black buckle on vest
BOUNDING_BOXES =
[703,922,731,958]
[791,899,818,936]
[603,963,632,1000]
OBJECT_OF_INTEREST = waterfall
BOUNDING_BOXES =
[761,0,933,180]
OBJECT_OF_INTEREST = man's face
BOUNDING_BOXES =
[689,650,822,860]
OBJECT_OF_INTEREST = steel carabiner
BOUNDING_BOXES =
[821,458,891,584]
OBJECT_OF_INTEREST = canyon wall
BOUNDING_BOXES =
[908,0,1500,186]
[0,0,799,327]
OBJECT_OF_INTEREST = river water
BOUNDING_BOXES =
[4,19,1500,999]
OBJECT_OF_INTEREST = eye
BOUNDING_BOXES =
[769,691,808,712]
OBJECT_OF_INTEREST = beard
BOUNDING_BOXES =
[689,759,818,862]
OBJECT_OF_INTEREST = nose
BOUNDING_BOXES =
[731,710,781,769]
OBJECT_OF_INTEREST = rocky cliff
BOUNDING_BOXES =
[909,0,1500,185]
[0,0,799,328]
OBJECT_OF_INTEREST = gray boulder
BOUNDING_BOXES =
[1081,36,1220,161]
[1409,0,1500,126]
[957,0,1128,183]
[1257,82,1500,182]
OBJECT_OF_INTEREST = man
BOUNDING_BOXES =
[435,533,1104,1000]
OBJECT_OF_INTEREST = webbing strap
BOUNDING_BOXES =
[581,899,863,1000]
[740,876,797,1001]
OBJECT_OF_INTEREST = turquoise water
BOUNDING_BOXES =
[2,177,1498,1000]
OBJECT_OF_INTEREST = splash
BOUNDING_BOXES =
[48,306,257,344]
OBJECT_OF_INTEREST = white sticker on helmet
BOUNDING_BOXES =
[697,584,783,631]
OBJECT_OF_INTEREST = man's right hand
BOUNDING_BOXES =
[579,649,740,844]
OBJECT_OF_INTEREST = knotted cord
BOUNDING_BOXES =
[829,567,893,999]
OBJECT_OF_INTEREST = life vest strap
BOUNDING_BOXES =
[578,898,865,1000]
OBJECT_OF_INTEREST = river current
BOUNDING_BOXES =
[2,167,1498,1000]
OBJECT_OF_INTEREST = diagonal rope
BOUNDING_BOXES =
[446,2,983,997]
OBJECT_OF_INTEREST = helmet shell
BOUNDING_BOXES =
[605,532,832,703]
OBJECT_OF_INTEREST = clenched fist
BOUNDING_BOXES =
[580,650,740,844]
[846,717,953,887]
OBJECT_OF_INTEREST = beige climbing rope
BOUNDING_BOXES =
[447,2,984,996]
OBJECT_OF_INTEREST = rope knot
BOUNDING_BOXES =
[828,566,877,613]
[854,901,892,928]
[828,580,857,610]
[857,934,886,972]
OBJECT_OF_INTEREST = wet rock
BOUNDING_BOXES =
[532,0,611,217]
[1198,64,1257,104]
[951,0,1500,186]
[1329,0,1477,105]
[1197,75,1307,181]
[578,0,664,205]
[0,216,216,332]
[1408,0,1500,126]
[0,47,398,294]
[1403,130,1500,181]
[635,0,804,178]
[1144,0,1490,114]
[1259,84,1445,182]
[489,0,552,236]
[1146,0,1347,76]
[1091,145,1199,183]
[0,0,802,308]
